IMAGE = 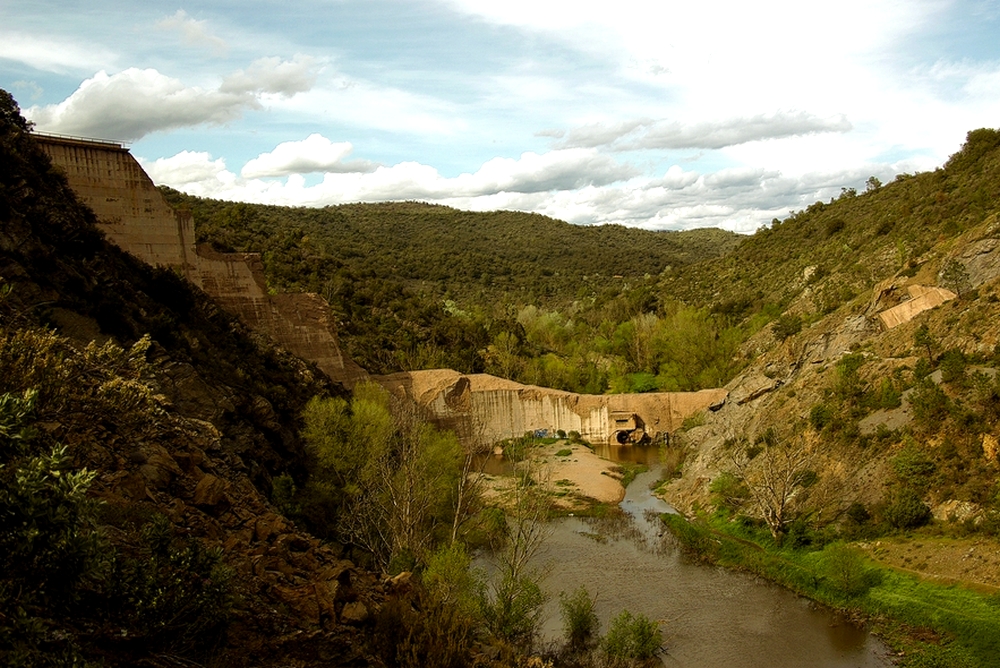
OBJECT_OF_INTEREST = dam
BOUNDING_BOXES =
[35,133,727,445]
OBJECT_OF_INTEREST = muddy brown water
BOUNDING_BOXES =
[491,444,893,667]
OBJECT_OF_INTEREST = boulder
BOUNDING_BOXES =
[193,473,230,509]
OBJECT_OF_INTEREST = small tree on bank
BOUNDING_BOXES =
[730,432,814,542]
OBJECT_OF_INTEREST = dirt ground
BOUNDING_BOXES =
[477,440,625,511]
[857,536,1000,592]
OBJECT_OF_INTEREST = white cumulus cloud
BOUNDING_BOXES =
[24,69,254,140]
[23,57,319,141]
[241,134,377,178]
[221,55,320,96]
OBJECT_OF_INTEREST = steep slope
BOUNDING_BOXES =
[0,91,385,666]
[661,129,1000,542]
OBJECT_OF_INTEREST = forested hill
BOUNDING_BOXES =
[663,128,1000,321]
[161,193,741,304]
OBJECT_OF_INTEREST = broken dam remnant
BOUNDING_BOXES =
[34,133,367,389]
[377,369,728,446]
[36,132,728,446]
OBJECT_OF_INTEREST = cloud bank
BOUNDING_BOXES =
[142,135,899,233]
[24,57,319,141]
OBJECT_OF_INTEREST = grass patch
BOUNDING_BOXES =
[661,513,1000,667]
[555,448,573,457]
[617,462,649,490]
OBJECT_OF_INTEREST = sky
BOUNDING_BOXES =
[2,1,999,233]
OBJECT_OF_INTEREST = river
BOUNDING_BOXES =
[523,444,893,667]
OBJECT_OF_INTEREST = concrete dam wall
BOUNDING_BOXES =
[36,133,727,445]
[35,134,367,389]
[377,369,728,446]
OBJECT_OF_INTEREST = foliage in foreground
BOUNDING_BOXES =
[0,386,232,666]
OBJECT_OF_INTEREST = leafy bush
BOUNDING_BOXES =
[820,542,878,598]
[559,586,600,652]
[939,348,968,385]
[709,471,748,513]
[97,514,233,652]
[910,382,951,430]
[875,378,902,409]
[372,589,476,668]
[884,489,932,529]
[809,403,833,431]
[601,610,662,663]
[479,574,545,648]
[772,314,803,341]
[892,444,936,489]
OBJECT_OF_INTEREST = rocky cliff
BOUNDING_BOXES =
[2,92,389,667]
[34,134,367,390]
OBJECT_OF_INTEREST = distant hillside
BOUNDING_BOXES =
[161,194,741,303]
[161,191,742,378]
[656,129,1000,667]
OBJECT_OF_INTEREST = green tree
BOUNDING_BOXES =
[914,324,935,361]
[940,259,972,297]
[303,383,463,569]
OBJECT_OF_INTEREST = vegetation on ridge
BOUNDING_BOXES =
[163,188,747,391]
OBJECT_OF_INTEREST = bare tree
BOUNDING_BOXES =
[730,432,814,541]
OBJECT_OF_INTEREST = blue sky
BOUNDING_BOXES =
[3,0,999,232]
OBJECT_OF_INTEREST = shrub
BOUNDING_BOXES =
[820,542,877,598]
[709,471,748,513]
[809,403,833,431]
[892,444,936,489]
[556,448,573,458]
[884,489,932,529]
[910,382,951,430]
[772,314,803,341]
[559,586,600,652]
[913,357,933,382]
[876,378,902,409]
[846,502,871,525]
[479,574,545,648]
[97,514,233,652]
[372,590,476,668]
[939,348,968,385]
[602,610,662,663]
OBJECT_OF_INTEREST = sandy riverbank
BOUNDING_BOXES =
[477,440,626,510]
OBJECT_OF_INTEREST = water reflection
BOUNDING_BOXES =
[474,440,663,475]
[475,443,892,666]
[591,442,662,465]
[533,468,892,667]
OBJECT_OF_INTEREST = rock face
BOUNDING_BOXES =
[377,369,727,446]
[875,284,957,329]
[35,134,367,389]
